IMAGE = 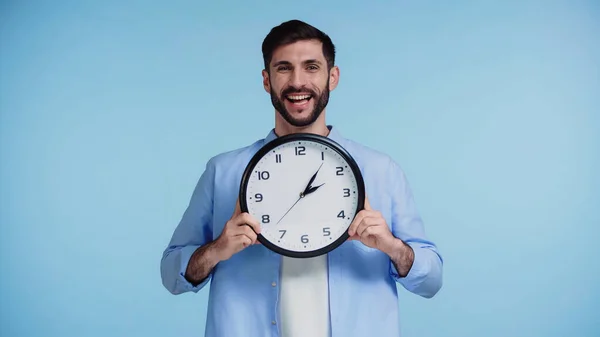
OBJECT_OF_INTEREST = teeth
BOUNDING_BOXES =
[287,94,310,101]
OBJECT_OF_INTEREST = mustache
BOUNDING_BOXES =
[281,86,318,97]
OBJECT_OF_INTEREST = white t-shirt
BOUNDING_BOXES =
[279,254,330,337]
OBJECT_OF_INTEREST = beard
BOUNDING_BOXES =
[270,80,330,128]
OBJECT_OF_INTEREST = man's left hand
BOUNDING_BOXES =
[347,196,395,254]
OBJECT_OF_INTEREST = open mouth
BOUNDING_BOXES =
[285,94,313,105]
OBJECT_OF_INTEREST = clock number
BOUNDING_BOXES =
[301,234,309,243]
[323,227,331,236]
[321,152,324,160]
[255,193,263,202]
[295,146,306,156]
[343,188,350,197]
[257,171,270,180]
[337,210,345,218]
[336,167,344,175]
[262,215,270,223]
[279,230,286,238]
[275,154,282,163]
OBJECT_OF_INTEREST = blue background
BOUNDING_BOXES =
[1,1,598,336]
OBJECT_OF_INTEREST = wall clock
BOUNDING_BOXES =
[239,133,365,258]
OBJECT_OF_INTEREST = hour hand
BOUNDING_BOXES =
[302,163,323,195]
[303,183,325,196]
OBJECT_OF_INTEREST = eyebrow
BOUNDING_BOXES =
[272,59,323,67]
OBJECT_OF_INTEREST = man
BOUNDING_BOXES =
[161,19,443,337]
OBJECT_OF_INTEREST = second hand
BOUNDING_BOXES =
[277,162,324,225]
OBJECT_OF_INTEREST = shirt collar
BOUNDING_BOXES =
[264,125,344,145]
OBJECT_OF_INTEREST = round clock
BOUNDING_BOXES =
[239,133,365,258]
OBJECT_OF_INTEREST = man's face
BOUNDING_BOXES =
[263,39,339,127]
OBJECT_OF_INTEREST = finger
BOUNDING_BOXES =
[241,225,258,243]
[360,223,382,239]
[235,233,254,246]
[236,235,252,249]
[347,210,368,237]
[234,213,261,234]
[348,233,361,241]
[233,198,241,216]
[232,223,258,241]
[348,210,379,236]
[358,222,382,239]
[364,195,372,210]
[356,216,379,237]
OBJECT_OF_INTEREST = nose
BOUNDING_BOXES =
[289,69,308,88]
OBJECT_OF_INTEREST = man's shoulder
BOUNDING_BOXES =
[205,138,265,170]
[341,136,396,168]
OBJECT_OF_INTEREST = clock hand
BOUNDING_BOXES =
[278,163,325,225]
[303,183,325,196]
[277,195,302,224]
[277,182,326,224]
[302,162,324,195]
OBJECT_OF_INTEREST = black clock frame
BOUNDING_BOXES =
[239,132,366,258]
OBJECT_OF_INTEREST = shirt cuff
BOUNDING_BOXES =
[389,243,429,283]
[177,244,211,292]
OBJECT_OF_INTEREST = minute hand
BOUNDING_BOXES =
[302,163,324,195]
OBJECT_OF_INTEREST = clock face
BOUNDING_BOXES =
[240,134,365,258]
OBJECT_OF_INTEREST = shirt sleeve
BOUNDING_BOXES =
[160,158,216,295]
[387,157,444,298]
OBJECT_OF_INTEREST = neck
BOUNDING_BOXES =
[274,111,329,137]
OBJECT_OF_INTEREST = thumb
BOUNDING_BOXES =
[233,198,241,215]
[364,195,372,210]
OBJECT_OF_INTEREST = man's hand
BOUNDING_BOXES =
[213,198,262,262]
[347,196,415,277]
[184,198,261,285]
[347,196,395,252]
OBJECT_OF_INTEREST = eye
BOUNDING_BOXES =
[307,64,319,71]
[277,65,291,71]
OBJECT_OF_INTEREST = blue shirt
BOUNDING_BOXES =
[160,126,443,337]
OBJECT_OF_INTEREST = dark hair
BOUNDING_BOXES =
[262,20,336,72]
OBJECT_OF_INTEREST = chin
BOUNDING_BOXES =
[281,110,322,128]
[289,118,315,128]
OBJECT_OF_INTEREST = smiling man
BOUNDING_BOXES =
[161,20,443,337]
[265,37,334,134]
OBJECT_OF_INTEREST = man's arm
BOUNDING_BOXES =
[386,238,415,278]
[387,158,443,298]
[160,159,216,295]
[182,206,261,286]
[183,240,220,286]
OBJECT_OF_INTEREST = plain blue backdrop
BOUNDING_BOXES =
[1,1,598,336]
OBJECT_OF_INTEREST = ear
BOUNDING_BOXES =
[262,69,271,94]
[328,66,340,91]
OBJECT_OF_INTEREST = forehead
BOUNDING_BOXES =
[270,39,325,65]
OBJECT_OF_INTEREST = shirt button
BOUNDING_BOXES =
[271,321,276,325]
[271,282,277,287]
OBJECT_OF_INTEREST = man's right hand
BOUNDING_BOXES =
[184,199,260,285]
[213,199,261,261]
